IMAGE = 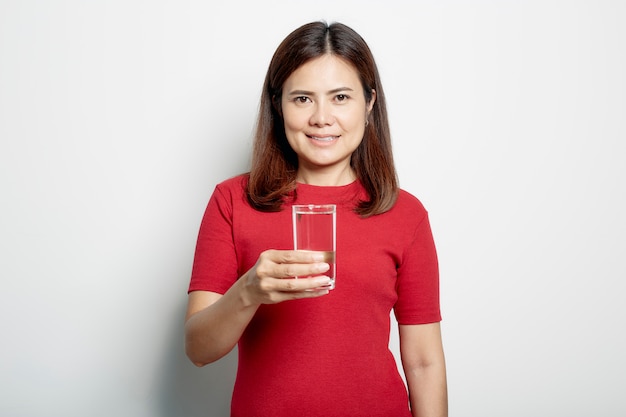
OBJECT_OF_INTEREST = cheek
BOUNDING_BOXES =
[339,109,366,131]
[282,119,298,145]
[282,116,301,148]
[282,108,306,130]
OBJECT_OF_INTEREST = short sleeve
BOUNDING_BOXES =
[188,184,239,294]
[393,213,442,325]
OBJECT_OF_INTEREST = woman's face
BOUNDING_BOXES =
[281,54,375,184]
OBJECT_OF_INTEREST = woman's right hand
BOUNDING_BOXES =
[240,249,332,306]
[185,249,331,365]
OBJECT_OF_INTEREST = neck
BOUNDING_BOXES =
[296,166,356,186]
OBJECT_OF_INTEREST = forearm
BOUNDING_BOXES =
[185,250,331,366]
[405,361,448,417]
[184,277,259,366]
[399,323,448,417]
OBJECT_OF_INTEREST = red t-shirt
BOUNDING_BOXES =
[190,174,441,417]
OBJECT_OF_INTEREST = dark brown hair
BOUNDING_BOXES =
[247,21,398,217]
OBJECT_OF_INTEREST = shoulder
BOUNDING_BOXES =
[212,173,248,198]
[392,188,428,216]
[370,188,429,230]
[207,173,249,210]
[215,173,248,191]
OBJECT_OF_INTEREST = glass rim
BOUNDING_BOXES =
[292,204,336,213]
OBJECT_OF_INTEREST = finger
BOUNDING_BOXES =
[288,288,331,300]
[255,259,329,281]
[277,276,332,292]
[263,249,326,264]
[267,286,330,304]
[278,261,330,279]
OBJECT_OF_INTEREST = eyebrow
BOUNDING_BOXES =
[286,87,355,96]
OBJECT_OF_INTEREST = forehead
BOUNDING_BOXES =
[284,54,362,91]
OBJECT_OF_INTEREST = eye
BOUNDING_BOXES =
[294,96,311,104]
[335,94,350,102]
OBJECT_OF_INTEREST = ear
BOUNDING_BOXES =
[272,94,283,117]
[367,89,376,113]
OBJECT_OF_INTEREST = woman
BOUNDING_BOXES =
[185,21,447,417]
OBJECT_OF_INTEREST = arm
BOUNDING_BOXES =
[184,250,331,366]
[399,322,448,417]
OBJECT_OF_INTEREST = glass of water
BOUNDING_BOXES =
[292,204,336,289]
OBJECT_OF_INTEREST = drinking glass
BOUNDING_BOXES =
[292,204,336,289]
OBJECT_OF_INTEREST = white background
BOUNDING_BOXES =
[1,1,624,416]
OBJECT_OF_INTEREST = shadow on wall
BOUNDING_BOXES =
[156,300,237,417]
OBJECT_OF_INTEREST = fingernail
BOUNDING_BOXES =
[317,263,330,272]
[315,276,331,285]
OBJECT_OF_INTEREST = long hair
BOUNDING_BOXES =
[247,21,398,217]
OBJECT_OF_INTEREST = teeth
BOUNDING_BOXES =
[311,136,336,142]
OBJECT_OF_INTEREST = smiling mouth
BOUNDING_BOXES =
[308,135,339,142]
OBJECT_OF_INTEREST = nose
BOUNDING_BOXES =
[309,101,334,126]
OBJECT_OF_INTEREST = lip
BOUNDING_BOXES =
[307,134,340,143]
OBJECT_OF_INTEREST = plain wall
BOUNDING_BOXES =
[1,1,624,416]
